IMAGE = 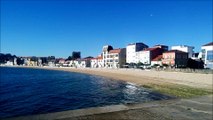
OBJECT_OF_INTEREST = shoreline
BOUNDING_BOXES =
[1,66,212,98]
[7,66,213,89]
[1,66,213,120]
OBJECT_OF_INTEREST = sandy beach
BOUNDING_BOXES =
[26,66,213,90]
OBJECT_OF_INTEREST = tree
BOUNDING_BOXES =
[67,56,72,60]
[31,56,37,61]
[47,56,55,62]
[17,58,24,65]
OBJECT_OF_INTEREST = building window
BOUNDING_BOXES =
[201,49,206,59]
[207,50,213,62]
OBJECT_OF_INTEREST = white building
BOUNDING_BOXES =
[200,42,213,69]
[69,58,92,68]
[74,60,86,68]
[48,61,55,67]
[126,43,148,63]
[91,55,104,68]
[13,58,17,65]
[38,58,42,66]
[135,47,165,65]
[5,61,14,66]
[171,45,194,58]
[102,45,126,68]
[136,50,150,64]
[102,45,113,67]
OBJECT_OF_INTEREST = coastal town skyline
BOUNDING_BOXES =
[1,0,212,58]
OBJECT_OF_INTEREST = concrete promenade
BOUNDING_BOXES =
[4,95,212,120]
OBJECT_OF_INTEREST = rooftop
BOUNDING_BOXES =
[143,47,158,51]
[127,42,147,46]
[91,56,103,60]
[109,48,124,53]
[152,55,163,61]
[164,50,187,53]
[171,45,194,48]
[154,44,168,47]
[203,42,213,46]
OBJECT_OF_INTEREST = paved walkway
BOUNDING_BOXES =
[4,95,213,120]
[71,95,213,120]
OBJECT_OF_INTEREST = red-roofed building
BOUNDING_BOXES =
[102,45,126,68]
[91,55,104,68]
[162,50,188,67]
[151,55,163,66]
[135,47,165,65]
[109,49,121,54]
[58,59,66,64]
[171,45,194,58]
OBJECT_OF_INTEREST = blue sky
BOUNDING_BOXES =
[1,0,212,58]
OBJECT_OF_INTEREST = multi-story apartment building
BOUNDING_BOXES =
[136,47,165,65]
[200,42,213,69]
[102,45,126,68]
[91,55,104,68]
[151,55,163,66]
[162,50,188,68]
[171,45,194,58]
[153,44,168,52]
[102,45,113,66]
[72,57,92,68]
[126,42,148,63]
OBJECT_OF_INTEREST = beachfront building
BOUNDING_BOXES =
[38,58,42,66]
[135,50,150,64]
[108,48,126,68]
[102,45,113,67]
[70,57,92,68]
[5,61,14,66]
[21,57,38,66]
[48,61,55,67]
[135,47,165,65]
[171,45,194,58]
[83,57,92,68]
[91,55,104,68]
[151,55,163,66]
[13,58,17,65]
[153,44,168,52]
[200,42,213,69]
[126,42,148,63]
[162,50,188,68]
[74,59,86,68]
[58,59,66,64]
[102,45,126,68]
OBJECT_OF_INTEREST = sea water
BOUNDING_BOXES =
[0,67,171,118]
